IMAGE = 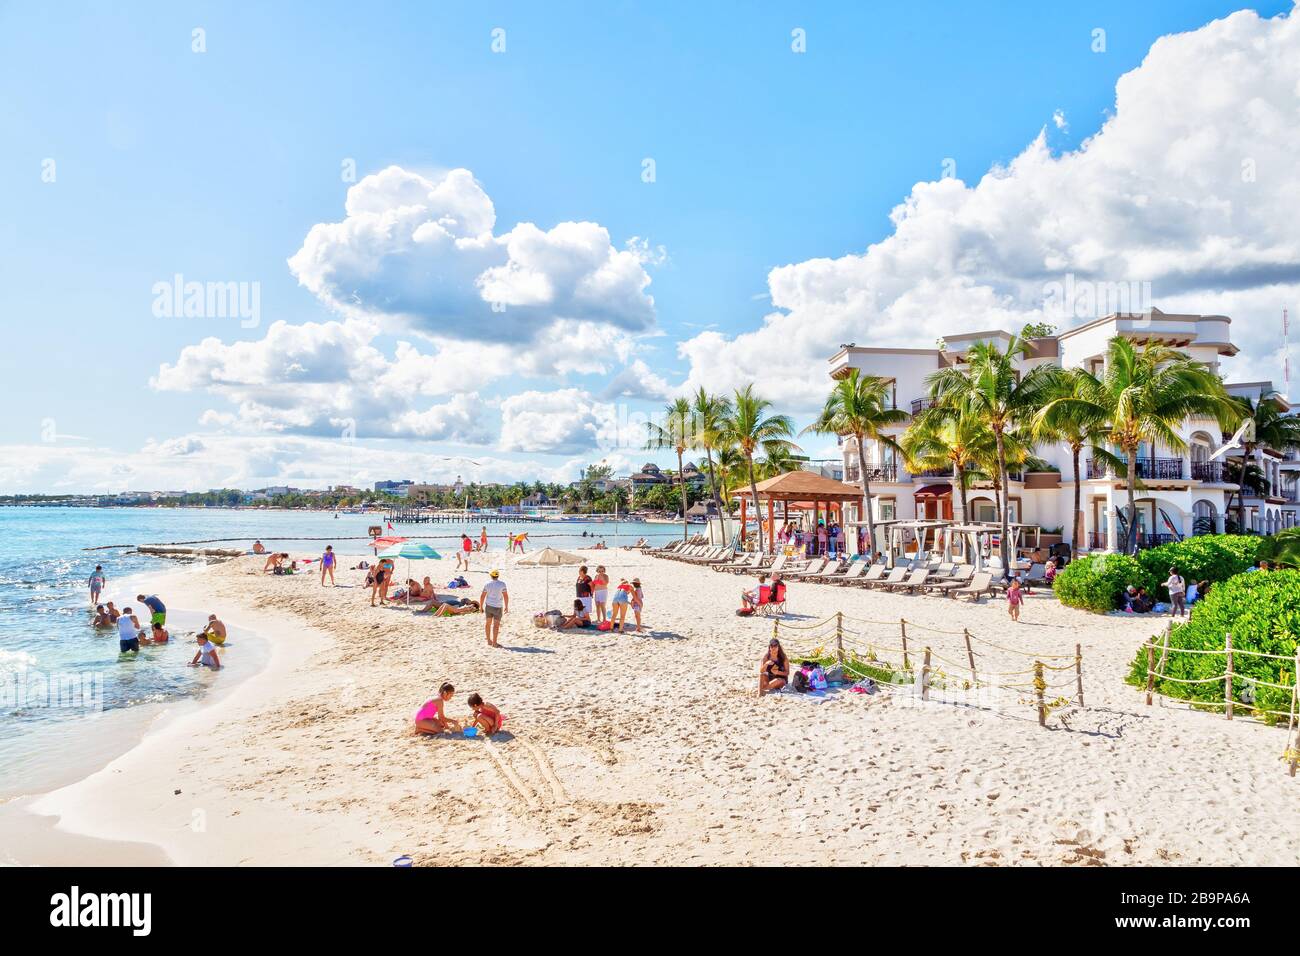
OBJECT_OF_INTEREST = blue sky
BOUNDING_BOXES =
[2,1,1296,492]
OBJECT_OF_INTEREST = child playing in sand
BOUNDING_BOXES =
[189,633,221,669]
[414,683,460,734]
[1007,578,1024,622]
[466,693,503,736]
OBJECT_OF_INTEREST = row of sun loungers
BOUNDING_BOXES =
[648,542,1001,602]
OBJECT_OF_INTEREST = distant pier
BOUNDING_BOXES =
[384,508,544,525]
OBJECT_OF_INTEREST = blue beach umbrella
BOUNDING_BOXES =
[377,542,443,604]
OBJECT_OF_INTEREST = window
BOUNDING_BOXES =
[879,499,896,521]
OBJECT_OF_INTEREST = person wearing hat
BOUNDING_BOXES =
[480,570,509,648]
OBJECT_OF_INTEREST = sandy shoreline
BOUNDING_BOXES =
[22,548,1300,866]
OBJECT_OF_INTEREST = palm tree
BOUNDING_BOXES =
[803,370,907,560]
[902,405,999,525]
[720,385,798,552]
[1224,394,1300,531]
[1032,368,1122,558]
[645,398,694,540]
[689,388,733,531]
[1036,337,1235,554]
[926,335,1058,574]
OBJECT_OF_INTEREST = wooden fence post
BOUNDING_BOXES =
[1157,620,1172,674]
[1034,660,1046,727]
[900,618,910,670]
[835,611,845,664]
[1145,641,1155,706]
[921,646,932,701]
[963,628,977,685]
[1075,643,1085,708]
[1224,631,1234,721]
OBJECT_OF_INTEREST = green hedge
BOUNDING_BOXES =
[1135,535,1264,600]
[1053,553,1155,613]
[1126,570,1300,723]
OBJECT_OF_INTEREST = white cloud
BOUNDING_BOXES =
[679,9,1300,409]
[601,359,675,401]
[498,389,618,455]
[287,165,657,343]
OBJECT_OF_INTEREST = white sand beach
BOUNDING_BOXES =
[25,549,1300,866]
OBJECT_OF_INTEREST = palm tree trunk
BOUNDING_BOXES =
[994,430,1011,576]
[704,448,725,525]
[1126,447,1139,554]
[1237,446,1251,532]
[747,457,764,552]
[677,448,688,541]
[856,435,875,559]
[1071,444,1082,559]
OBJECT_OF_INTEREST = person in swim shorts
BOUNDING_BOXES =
[137,594,166,626]
[610,578,632,632]
[592,566,609,624]
[201,614,227,646]
[479,570,508,648]
[87,565,106,605]
[117,607,143,654]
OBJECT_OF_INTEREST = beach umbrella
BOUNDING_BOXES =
[371,535,408,555]
[377,541,443,605]
[517,547,585,609]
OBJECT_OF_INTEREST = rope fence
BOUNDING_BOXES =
[769,612,1086,728]
[1141,624,1300,778]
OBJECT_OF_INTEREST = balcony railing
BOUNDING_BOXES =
[1087,457,1186,480]
[1190,461,1223,482]
[845,462,899,484]
[1087,531,1180,551]
[910,398,936,416]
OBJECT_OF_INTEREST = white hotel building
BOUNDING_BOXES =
[828,309,1300,552]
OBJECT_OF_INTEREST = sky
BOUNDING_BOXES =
[2,0,1298,493]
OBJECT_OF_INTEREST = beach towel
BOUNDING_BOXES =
[850,678,878,695]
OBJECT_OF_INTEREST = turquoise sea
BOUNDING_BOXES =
[0,507,679,801]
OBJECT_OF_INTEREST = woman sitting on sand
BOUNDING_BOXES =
[557,599,592,629]
[759,639,789,696]
[415,586,479,615]
[413,683,460,735]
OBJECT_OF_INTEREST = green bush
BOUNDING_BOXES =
[1053,553,1156,613]
[1258,527,1300,570]
[1126,570,1300,722]
[1136,535,1264,600]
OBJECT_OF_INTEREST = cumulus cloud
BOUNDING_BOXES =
[287,165,657,342]
[679,9,1300,409]
[601,359,675,401]
[498,389,619,455]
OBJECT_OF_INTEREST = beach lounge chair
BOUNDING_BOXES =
[951,571,994,602]
[842,563,885,587]
[783,558,830,580]
[882,567,931,593]
[861,566,909,590]
[807,558,852,583]
[832,562,873,586]
[684,547,729,564]
[713,551,759,573]
[1025,563,1049,587]
[923,565,974,594]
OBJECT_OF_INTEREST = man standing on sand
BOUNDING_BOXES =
[88,565,106,605]
[480,569,508,648]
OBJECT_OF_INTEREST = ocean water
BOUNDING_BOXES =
[0,507,681,800]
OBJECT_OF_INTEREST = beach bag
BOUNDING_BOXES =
[810,666,828,691]
[791,669,810,694]
[825,664,845,685]
[596,621,612,631]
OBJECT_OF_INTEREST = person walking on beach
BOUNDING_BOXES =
[457,534,473,571]
[1164,566,1187,617]
[479,526,488,553]
[320,545,337,586]
[117,607,143,655]
[87,565,106,605]
[480,570,508,648]
[136,593,166,627]
[1006,578,1024,622]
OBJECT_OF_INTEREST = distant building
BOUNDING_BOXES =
[374,480,414,496]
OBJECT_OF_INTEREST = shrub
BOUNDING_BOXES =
[1257,527,1300,570]
[1126,570,1300,722]
[1053,553,1155,613]
[1136,535,1264,600]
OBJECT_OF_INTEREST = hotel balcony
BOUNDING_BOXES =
[1087,457,1186,481]
[844,462,900,484]
[1087,531,1180,551]
[1190,461,1225,482]
[910,398,937,416]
